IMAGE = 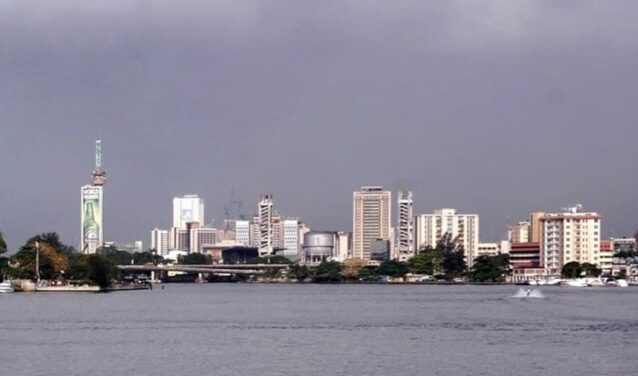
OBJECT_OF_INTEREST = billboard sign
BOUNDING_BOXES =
[81,185,102,253]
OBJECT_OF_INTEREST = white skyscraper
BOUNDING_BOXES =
[397,191,414,261]
[283,219,300,257]
[258,194,274,256]
[353,186,392,260]
[172,195,205,229]
[233,220,251,246]
[150,228,169,256]
[414,208,480,267]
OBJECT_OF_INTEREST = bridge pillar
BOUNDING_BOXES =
[151,270,156,281]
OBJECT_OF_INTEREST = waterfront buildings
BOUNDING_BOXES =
[414,208,480,267]
[81,140,106,254]
[352,186,391,260]
[540,205,602,275]
[396,191,414,262]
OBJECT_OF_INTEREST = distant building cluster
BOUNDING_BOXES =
[79,141,635,279]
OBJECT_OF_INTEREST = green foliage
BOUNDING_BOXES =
[357,265,380,281]
[313,261,342,283]
[561,261,582,278]
[133,251,164,265]
[86,254,117,288]
[263,268,283,280]
[442,249,466,277]
[470,254,510,282]
[288,264,310,281]
[0,256,10,278]
[98,245,133,265]
[178,252,212,265]
[408,249,443,275]
[581,262,602,277]
[0,231,6,255]
[378,260,408,277]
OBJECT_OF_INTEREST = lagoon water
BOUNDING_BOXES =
[1,284,637,376]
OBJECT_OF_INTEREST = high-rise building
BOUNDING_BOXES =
[258,194,274,256]
[508,221,530,244]
[283,219,300,257]
[151,228,169,256]
[172,195,205,229]
[540,205,601,275]
[397,191,414,261]
[169,227,188,251]
[335,231,351,261]
[414,208,480,267]
[352,186,391,260]
[529,212,545,243]
[233,220,251,246]
[81,140,107,254]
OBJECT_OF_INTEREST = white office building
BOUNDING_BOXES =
[397,191,414,261]
[283,219,300,257]
[258,194,274,256]
[173,195,205,229]
[150,228,169,256]
[414,208,480,267]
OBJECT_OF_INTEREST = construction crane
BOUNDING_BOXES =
[223,185,243,230]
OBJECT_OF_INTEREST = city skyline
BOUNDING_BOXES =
[2,1,638,249]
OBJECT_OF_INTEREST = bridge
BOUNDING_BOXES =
[117,264,290,279]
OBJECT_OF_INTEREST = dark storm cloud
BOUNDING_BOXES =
[2,1,638,250]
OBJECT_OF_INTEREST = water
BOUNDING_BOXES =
[1,284,637,376]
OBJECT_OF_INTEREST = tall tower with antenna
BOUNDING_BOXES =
[81,140,106,254]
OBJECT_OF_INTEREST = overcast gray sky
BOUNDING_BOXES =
[1,1,638,251]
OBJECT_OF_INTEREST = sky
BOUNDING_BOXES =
[1,1,638,251]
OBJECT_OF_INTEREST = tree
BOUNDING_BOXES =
[442,248,466,277]
[470,254,510,282]
[408,249,442,275]
[0,231,6,255]
[263,268,283,281]
[341,259,368,281]
[98,245,133,265]
[288,264,310,282]
[561,261,582,278]
[178,253,212,265]
[357,265,380,281]
[86,254,117,288]
[581,262,602,277]
[378,260,408,278]
[11,239,69,280]
[313,261,342,283]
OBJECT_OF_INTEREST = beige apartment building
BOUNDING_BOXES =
[540,205,601,275]
[352,186,391,260]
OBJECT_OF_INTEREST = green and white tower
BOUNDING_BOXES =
[81,140,107,254]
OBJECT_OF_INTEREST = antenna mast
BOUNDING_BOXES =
[91,140,107,186]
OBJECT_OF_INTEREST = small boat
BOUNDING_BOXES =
[0,280,14,294]
[563,279,588,287]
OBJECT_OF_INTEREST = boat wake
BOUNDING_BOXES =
[510,288,545,299]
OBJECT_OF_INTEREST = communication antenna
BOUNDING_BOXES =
[91,140,107,186]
